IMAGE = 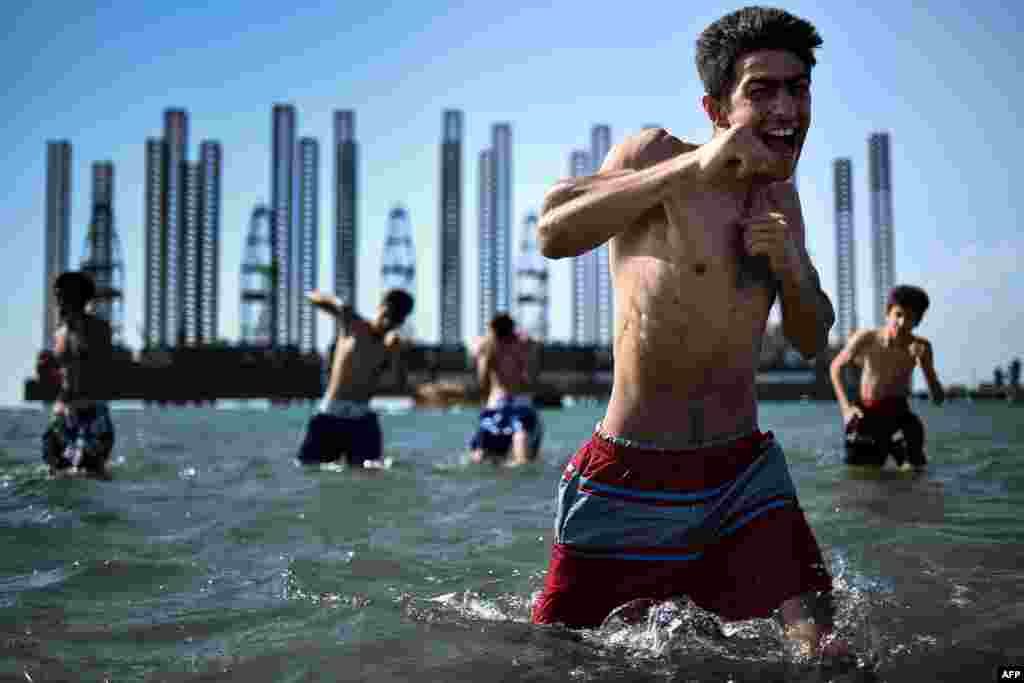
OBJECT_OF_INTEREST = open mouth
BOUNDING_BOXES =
[761,128,798,156]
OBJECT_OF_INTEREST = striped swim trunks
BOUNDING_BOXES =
[531,430,833,628]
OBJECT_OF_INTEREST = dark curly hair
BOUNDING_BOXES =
[54,271,96,307]
[696,6,823,101]
[382,289,414,324]
[887,285,930,324]
[489,313,517,341]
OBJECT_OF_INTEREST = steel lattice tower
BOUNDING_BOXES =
[590,124,614,347]
[163,109,189,346]
[198,142,221,344]
[334,111,358,338]
[296,137,319,354]
[869,132,894,326]
[568,149,596,344]
[439,110,463,344]
[80,162,124,346]
[516,212,548,340]
[381,205,416,339]
[144,137,166,348]
[492,124,513,316]
[270,104,295,347]
[240,205,274,346]
[182,162,201,345]
[477,149,495,335]
[44,141,71,350]
[833,158,857,343]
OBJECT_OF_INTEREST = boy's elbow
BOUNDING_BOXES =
[537,182,580,259]
[537,215,569,259]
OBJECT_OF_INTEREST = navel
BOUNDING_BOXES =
[694,262,707,275]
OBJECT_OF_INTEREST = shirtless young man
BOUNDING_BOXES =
[296,288,414,466]
[530,6,845,658]
[469,313,543,466]
[41,272,115,477]
[830,285,944,470]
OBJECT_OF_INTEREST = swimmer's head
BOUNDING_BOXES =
[54,271,96,317]
[377,289,415,332]
[886,285,930,334]
[696,7,822,180]
[489,313,517,341]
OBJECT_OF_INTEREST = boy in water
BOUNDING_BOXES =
[530,6,847,659]
[42,272,115,477]
[469,313,543,466]
[830,285,944,469]
[297,288,414,466]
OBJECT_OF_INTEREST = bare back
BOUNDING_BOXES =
[324,319,396,403]
[54,315,113,409]
[480,337,531,406]
[602,129,781,445]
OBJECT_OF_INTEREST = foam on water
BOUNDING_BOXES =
[2,402,1021,681]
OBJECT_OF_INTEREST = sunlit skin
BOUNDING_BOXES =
[52,288,113,413]
[540,49,832,448]
[469,329,538,466]
[44,285,115,477]
[536,48,840,657]
[307,290,404,404]
[830,303,946,425]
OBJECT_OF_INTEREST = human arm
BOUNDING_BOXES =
[742,182,834,358]
[475,338,494,400]
[829,329,871,422]
[537,129,700,259]
[384,332,407,390]
[523,335,540,388]
[911,338,945,405]
[307,290,357,332]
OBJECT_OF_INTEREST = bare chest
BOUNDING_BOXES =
[863,344,915,380]
[617,199,776,318]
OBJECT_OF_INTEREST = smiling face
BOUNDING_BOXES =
[710,49,812,181]
[885,304,919,340]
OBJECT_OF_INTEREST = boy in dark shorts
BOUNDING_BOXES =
[42,272,115,476]
[830,285,945,469]
[469,314,543,466]
[296,288,413,466]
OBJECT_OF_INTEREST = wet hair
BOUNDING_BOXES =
[54,271,96,308]
[696,6,823,101]
[382,289,414,324]
[489,313,516,340]
[887,285,930,323]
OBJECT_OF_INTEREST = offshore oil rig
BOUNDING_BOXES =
[30,115,838,408]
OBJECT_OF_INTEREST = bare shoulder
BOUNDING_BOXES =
[844,328,879,356]
[383,331,403,349]
[911,334,934,353]
[605,128,698,172]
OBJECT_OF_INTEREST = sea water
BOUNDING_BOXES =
[1,400,1021,682]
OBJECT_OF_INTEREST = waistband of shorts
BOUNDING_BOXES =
[568,429,779,497]
[60,400,110,417]
[860,395,910,415]
[318,398,373,419]
[594,421,761,452]
[489,394,534,409]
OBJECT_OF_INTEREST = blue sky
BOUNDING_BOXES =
[2,1,1022,405]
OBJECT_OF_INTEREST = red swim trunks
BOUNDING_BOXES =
[531,430,833,628]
